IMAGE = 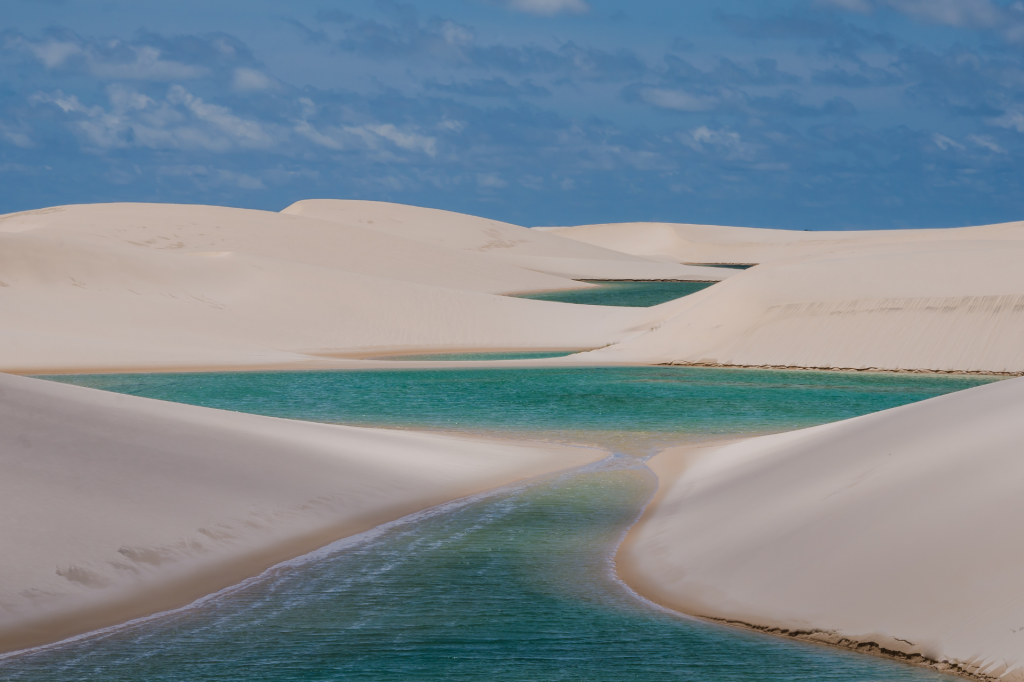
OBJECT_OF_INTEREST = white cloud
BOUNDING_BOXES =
[815,0,875,13]
[30,85,276,152]
[13,35,208,80]
[438,119,467,133]
[884,0,1024,42]
[439,21,475,45]
[968,133,1007,153]
[989,109,1024,132]
[682,126,755,159]
[0,123,32,148]
[477,172,508,188]
[166,85,274,148]
[640,87,719,112]
[932,133,965,150]
[503,0,589,15]
[90,45,208,80]
[294,106,438,158]
[230,172,266,190]
[232,68,277,92]
[28,40,83,68]
[363,124,437,156]
[157,164,266,189]
[886,0,1003,27]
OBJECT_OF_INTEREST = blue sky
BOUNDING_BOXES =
[3,0,1024,228]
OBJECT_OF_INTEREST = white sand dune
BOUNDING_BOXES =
[0,204,685,374]
[547,219,1024,266]
[0,373,603,653]
[577,241,1024,374]
[283,200,733,282]
[619,375,1024,680]
[0,203,583,295]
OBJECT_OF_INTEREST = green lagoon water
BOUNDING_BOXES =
[515,280,715,307]
[6,367,995,681]
[43,367,995,452]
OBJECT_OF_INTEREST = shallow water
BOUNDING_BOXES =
[515,280,714,307]
[3,458,952,681]
[15,368,989,680]
[46,366,997,453]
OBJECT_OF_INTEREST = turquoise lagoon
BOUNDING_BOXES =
[515,280,714,307]
[5,367,996,681]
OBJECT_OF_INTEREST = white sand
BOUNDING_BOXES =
[547,219,1024,265]
[283,200,734,281]
[619,375,1024,679]
[0,203,690,373]
[553,219,1024,374]
[0,373,603,653]
[0,202,583,295]
[576,240,1024,374]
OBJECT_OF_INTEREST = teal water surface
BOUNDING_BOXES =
[45,367,996,451]
[515,280,714,307]
[11,368,992,681]
[2,460,953,682]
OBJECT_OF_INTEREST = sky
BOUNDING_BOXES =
[3,0,1024,229]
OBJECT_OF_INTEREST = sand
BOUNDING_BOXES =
[576,240,1024,374]
[0,202,583,295]
[0,209,685,374]
[546,219,1024,265]
[282,200,734,282]
[0,202,736,374]
[0,373,604,653]
[619,375,1024,680]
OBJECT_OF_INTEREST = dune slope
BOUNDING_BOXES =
[282,200,733,281]
[548,219,1024,265]
[0,203,582,295]
[580,242,1024,374]
[620,375,1024,680]
[0,224,665,373]
[0,373,603,653]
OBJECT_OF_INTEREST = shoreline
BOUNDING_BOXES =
[2,446,606,659]
[10,356,1018,377]
[658,360,1024,378]
[0,374,610,656]
[614,425,1015,679]
[615,442,986,680]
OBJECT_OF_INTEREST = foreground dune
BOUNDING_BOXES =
[579,241,1024,374]
[0,373,603,653]
[620,375,1024,680]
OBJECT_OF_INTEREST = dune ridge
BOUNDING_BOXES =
[547,219,1024,265]
[0,202,584,295]
[0,373,604,654]
[282,200,734,282]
